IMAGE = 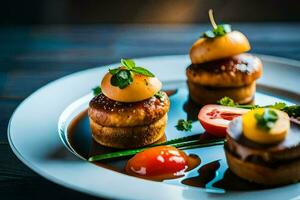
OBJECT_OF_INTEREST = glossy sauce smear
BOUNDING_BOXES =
[125,146,200,181]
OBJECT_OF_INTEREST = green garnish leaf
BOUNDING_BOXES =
[269,102,287,110]
[109,68,120,75]
[202,24,232,39]
[92,86,102,96]
[110,70,133,89]
[131,67,155,77]
[176,119,193,132]
[214,24,231,35]
[121,59,135,70]
[254,109,278,130]
[218,96,300,119]
[108,59,155,89]
[154,91,165,101]
[282,105,300,118]
[218,96,235,107]
[218,97,258,109]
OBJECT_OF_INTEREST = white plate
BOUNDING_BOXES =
[8,55,300,200]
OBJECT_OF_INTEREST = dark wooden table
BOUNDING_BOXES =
[1,23,300,199]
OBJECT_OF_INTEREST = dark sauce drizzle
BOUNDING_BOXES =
[67,88,285,192]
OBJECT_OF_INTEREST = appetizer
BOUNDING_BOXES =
[186,10,263,105]
[88,59,170,148]
[225,108,300,185]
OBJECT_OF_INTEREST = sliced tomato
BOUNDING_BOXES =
[198,105,248,137]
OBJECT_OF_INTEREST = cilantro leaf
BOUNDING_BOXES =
[176,119,193,132]
[110,70,133,89]
[255,109,278,130]
[108,59,156,89]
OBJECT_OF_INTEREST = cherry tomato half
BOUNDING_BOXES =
[198,105,248,137]
[125,146,188,179]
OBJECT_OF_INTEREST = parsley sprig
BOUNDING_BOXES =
[154,91,165,101]
[218,97,300,118]
[92,86,102,96]
[202,9,232,39]
[176,119,193,132]
[109,59,155,89]
[255,109,278,130]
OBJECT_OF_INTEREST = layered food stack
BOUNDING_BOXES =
[88,59,170,148]
[226,108,300,185]
[187,10,263,105]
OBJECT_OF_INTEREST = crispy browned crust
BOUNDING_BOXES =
[186,54,263,87]
[88,92,170,127]
[225,149,300,186]
[187,81,255,105]
[90,114,167,148]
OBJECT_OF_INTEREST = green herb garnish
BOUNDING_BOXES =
[154,91,165,101]
[254,109,278,130]
[131,67,155,77]
[218,96,259,109]
[88,134,224,162]
[92,86,102,96]
[217,96,235,107]
[109,59,155,89]
[218,97,300,118]
[282,105,300,118]
[202,9,232,39]
[176,119,193,132]
[110,70,133,89]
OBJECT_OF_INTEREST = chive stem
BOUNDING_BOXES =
[88,136,224,162]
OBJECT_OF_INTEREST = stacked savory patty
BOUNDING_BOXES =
[88,59,170,148]
[186,11,263,105]
[225,108,300,185]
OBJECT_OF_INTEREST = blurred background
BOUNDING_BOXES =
[1,0,300,24]
[1,0,300,97]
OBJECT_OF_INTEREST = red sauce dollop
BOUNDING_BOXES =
[125,146,200,181]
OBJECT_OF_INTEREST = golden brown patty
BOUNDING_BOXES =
[187,81,255,105]
[90,114,167,148]
[88,92,170,127]
[225,118,300,185]
[225,149,300,186]
[186,53,262,87]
